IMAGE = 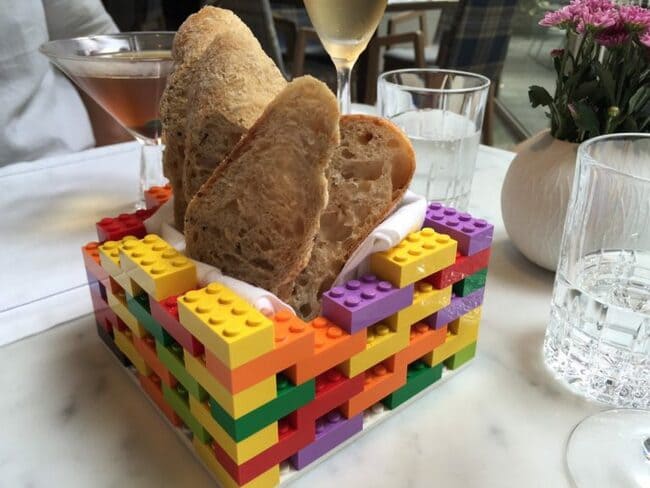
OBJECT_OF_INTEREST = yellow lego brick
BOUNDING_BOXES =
[424,307,481,366]
[113,327,152,375]
[184,352,277,418]
[98,237,143,295]
[119,234,197,301]
[449,306,482,335]
[106,288,148,337]
[385,282,452,329]
[370,228,457,287]
[340,322,410,377]
[193,438,280,488]
[178,283,274,369]
[189,395,278,464]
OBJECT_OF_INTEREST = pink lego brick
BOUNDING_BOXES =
[423,203,493,256]
[290,410,363,470]
[321,275,414,334]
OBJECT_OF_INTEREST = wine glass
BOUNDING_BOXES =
[566,409,650,488]
[304,0,387,114]
[40,32,175,208]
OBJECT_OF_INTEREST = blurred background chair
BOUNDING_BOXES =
[367,0,518,145]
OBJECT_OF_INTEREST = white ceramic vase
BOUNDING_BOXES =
[501,130,580,271]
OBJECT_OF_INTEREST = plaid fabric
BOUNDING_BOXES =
[441,0,518,83]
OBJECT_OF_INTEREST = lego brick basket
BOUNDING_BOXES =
[82,184,493,488]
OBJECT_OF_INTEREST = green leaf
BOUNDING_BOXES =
[529,86,554,108]
[627,86,650,114]
[573,101,600,137]
[573,80,601,101]
[596,64,616,105]
[620,116,639,132]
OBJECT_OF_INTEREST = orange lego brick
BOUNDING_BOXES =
[144,183,172,210]
[133,334,177,387]
[341,360,407,418]
[285,317,367,385]
[393,322,449,367]
[138,373,183,427]
[205,311,315,394]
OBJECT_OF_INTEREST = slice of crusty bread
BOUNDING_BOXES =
[184,76,340,298]
[182,18,287,212]
[160,6,229,229]
[287,115,416,319]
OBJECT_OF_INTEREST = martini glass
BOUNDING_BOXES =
[304,0,387,113]
[40,32,175,208]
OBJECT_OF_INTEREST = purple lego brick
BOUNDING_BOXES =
[290,410,364,470]
[321,275,414,334]
[424,203,494,256]
[425,288,485,329]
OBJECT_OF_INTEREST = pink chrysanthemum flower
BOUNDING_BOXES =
[596,27,630,47]
[619,5,650,32]
[640,31,650,48]
[539,7,574,28]
[576,9,618,33]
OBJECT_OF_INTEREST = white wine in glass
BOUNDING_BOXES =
[304,0,387,113]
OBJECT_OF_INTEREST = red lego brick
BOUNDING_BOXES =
[96,212,148,243]
[286,317,367,385]
[426,248,491,289]
[297,369,365,424]
[134,334,177,387]
[144,184,172,210]
[204,311,315,394]
[211,410,314,485]
[149,295,204,356]
[89,284,119,334]
[82,242,109,284]
[138,373,183,427]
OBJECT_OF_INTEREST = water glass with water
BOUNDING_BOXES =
[378,69,490,209]
[544,133,650,408]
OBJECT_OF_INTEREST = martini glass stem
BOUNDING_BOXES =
[138,141,165,209]
[335,61,354,115]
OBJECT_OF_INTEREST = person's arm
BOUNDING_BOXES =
[43,0,117,40]
[44,0,132,146]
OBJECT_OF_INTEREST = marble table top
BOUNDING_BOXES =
[0,142,604,487]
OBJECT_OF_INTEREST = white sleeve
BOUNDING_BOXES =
[43,0,119,40]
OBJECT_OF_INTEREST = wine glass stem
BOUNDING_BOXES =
[335,62,354,115]
[138,141,165,209]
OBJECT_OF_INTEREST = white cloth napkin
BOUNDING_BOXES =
[144,191,426,316]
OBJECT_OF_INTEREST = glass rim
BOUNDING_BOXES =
[39,32,176,62]
[578,133,650,183]
[378,68,491,94]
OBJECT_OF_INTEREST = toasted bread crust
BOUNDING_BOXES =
[160,6,230,229]
[287,115,416,319]
[184,77,340,298]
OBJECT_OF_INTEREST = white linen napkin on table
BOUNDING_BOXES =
[144,190,427,316]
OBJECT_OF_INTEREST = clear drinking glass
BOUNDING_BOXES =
[378,69,490,209]
[544,133,650,408]
[40,33,175,208]
[304,0,387,114]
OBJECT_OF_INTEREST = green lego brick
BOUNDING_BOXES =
[210,375,315,442]
[452,268,488,297]
[126,293,174,345]
[444,342,477,370]
[162,383,212,443]
[382,361,443,409]
[156,340,208,401]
